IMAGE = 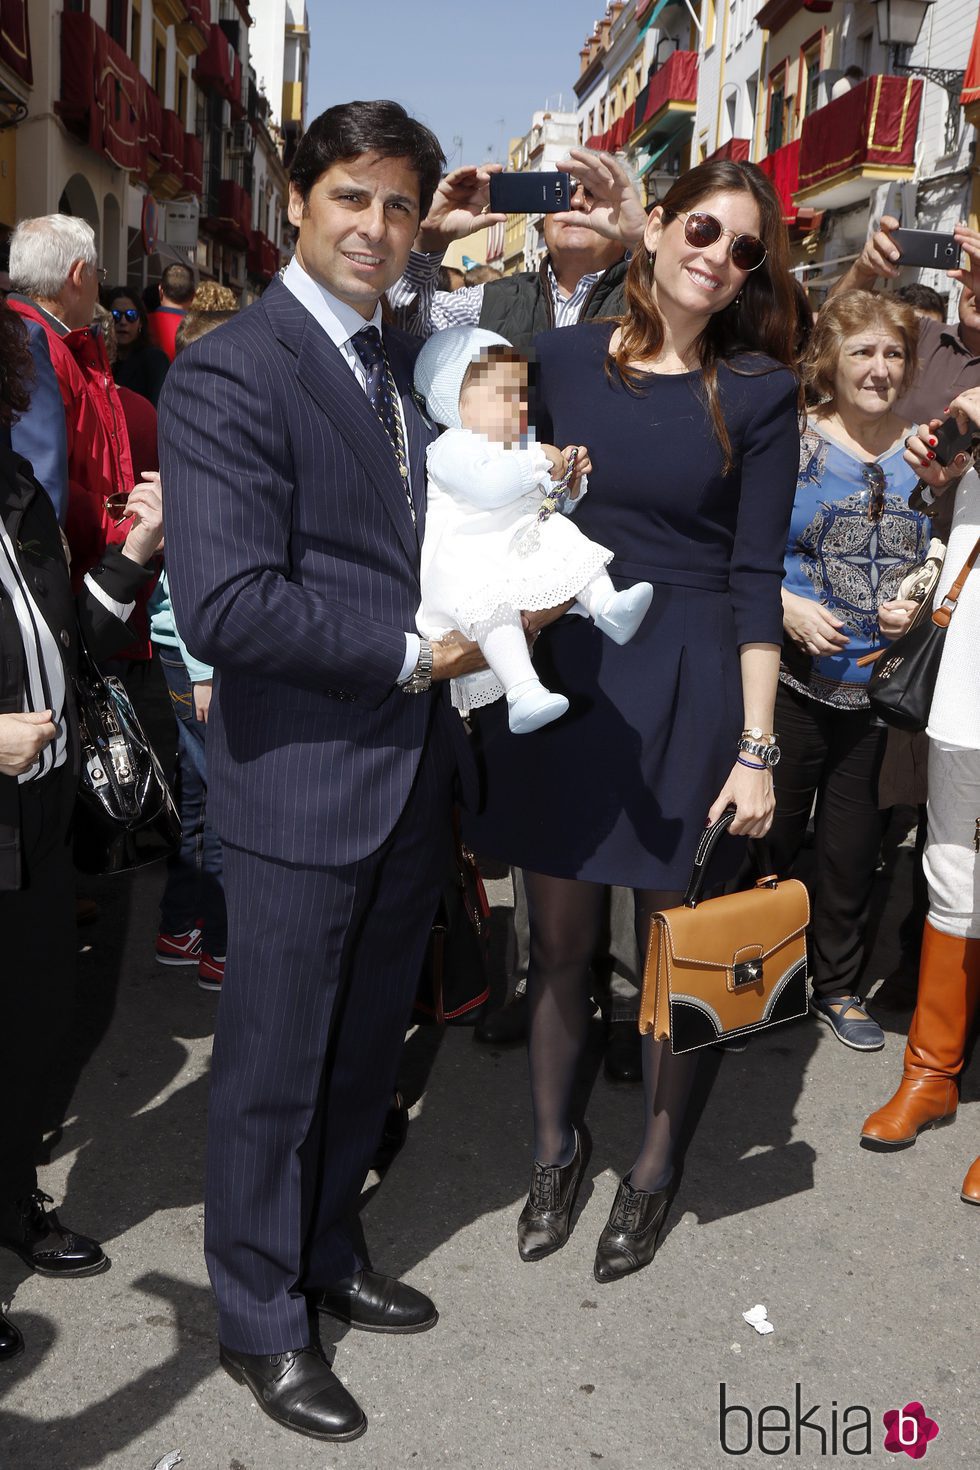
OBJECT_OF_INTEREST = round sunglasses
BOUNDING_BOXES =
[111,307,140,323]
[667,210,768,272]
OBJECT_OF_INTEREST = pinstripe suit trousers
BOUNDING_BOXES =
[205,709,455,1354]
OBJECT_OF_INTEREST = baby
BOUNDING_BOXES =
[414,326,653,734]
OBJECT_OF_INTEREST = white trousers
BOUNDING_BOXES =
[924,740,980,939]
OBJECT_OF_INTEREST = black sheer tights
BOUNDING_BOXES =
[523,873,700,1195]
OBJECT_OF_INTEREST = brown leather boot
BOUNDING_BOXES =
[961,1157,980,1205]
[861,923,980,1149]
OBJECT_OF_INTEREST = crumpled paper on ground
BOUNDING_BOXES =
[742,1303,775,1335]
[151,1453,182,1470]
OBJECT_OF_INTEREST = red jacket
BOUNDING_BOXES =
[7,295,136,592]
[147,305,185,362]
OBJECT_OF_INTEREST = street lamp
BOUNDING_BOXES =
[871,0,934,51]
[871,0,964,155]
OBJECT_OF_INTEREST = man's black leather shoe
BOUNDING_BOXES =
[317,1270,438,1334]
[219,1344,366,1441]
[0,1308,24,1361]
[0,1192,107,1277]
[604,1019,643,1082]
[474,991,528,1045]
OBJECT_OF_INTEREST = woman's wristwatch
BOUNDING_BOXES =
[738,733,781,768]
[401,638,433,694]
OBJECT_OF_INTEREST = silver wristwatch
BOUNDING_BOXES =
[401,638,433,694]
[738,736,781,768]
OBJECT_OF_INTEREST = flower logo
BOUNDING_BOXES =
[883,1402,939,1459]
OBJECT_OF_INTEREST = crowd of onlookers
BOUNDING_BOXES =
[0,131,977,1406]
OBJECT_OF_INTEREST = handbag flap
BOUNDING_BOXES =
[657,879,810,970]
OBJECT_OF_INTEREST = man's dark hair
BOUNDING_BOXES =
[894,282,946,319]
[290,100,446,219]
[160,262,195,305]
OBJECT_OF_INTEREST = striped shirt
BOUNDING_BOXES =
[387,251,605,339]
[0,523,134,782]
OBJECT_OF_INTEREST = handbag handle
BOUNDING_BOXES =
[682,807,777,909]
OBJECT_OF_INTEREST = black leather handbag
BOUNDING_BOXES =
[866,534,980,732]
[414,821,491,1026]
[72,639,180,875]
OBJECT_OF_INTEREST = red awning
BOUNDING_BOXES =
[961,5,980,107]
[248,230,279,280]
[0,0,32,86]
[142,78,163,162]
[158,108,184,179]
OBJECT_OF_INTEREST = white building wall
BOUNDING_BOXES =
[249,0,287,131]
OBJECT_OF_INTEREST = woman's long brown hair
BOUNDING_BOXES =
[612,160,800,472]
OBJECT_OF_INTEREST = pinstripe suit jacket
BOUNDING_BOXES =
[158,276,447,867]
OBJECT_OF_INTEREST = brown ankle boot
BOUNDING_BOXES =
[861,923,980,1149]
[961,1158,980,1205]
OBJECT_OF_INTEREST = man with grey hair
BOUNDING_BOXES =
[7,215,135,564]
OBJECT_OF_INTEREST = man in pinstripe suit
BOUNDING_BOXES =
[159,102,484,1443]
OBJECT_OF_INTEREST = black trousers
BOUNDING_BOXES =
[766,683,887,1001]
[0,763,76,1212]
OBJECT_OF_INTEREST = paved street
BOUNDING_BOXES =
[1,839,977,1470]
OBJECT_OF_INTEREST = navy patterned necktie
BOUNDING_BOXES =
[350,325,413,513]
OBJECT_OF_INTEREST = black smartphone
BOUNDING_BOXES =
[932,415,977,467]
[890,227,961,270]
[489,171,571,214]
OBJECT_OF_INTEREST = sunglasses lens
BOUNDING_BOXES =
[731,237,767,271]
[684,213,722,249]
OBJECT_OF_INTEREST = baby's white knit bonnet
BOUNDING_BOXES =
[413,325,512,431]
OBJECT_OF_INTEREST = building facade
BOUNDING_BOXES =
[0,1,309,300]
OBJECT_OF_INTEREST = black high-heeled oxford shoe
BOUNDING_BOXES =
[593,1173,672,1283]
[516,1129,586,1262]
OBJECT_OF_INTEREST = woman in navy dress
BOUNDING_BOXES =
[466,160,802,1282]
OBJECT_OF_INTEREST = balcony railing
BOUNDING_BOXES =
[756,137,801,225]
[195,24,243,113]
[631,50,698,144]
[704,137,750,165]
[1,0,33,86]
[795,75,923,209]
[208,178,252,246]
[59,13,144,175]
[247,230,279,281]
[177,1,211,53]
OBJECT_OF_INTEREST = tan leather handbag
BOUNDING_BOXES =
[639,810,811,1054]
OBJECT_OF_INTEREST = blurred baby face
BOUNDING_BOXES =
[458,354,528,445]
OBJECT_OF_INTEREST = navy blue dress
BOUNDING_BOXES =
[465,321,801,890]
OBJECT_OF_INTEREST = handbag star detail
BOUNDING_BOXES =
[639,809,811,1054]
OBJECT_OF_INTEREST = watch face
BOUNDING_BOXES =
[765,745,781,768]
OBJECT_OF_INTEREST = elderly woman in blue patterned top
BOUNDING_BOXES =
[766,290,931,1052]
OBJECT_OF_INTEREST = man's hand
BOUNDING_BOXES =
[430,629,488,682]
[193,680,213,723]
[0,710,57,777]
[948,224,980,297]
[853,213,903,286]
[521,601,574,638]
[553,148,647,249]
[782,589,849,656]
[416,165,507,253]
